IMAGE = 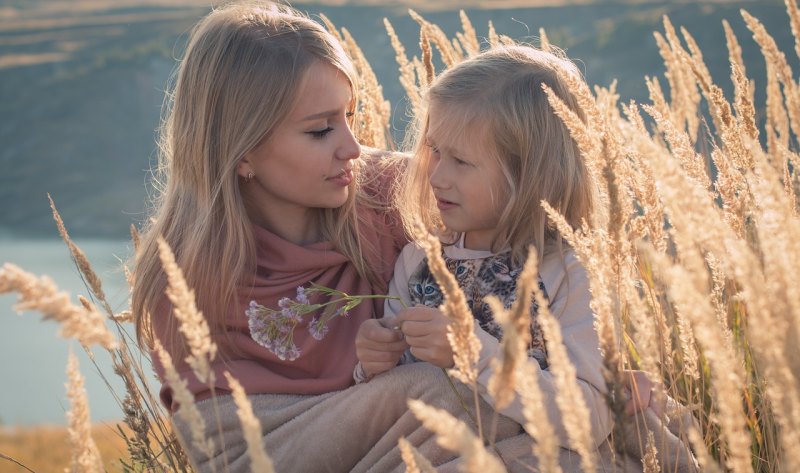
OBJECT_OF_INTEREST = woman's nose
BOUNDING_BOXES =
[337,125,361,161]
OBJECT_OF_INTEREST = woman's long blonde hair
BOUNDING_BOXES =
[396,45,594,262]
[132,2,375,351]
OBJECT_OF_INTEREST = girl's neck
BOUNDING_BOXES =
[462,231,497,252]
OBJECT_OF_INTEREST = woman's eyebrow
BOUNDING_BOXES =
[301,109,340,121]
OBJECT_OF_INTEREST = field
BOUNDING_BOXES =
[2,0,800,472]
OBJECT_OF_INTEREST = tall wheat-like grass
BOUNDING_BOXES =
[407,399,506,473]
[222,372,275,473]
[398,437,437,473]
[9,4,800,473]
[65,351,105,473]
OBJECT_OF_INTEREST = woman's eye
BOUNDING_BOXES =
[454,157,469,166]
[307,127,334,138]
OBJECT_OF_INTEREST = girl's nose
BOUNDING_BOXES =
[428,160,449,190]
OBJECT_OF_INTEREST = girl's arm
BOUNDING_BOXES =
[354,244,420,381]
[473,247,613,448]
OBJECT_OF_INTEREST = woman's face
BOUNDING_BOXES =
[238,61,360,237]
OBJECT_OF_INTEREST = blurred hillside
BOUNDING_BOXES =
[0,0,792,238]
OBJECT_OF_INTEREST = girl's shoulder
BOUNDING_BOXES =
[539,242,587,300]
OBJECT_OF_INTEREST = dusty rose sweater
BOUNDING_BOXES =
[154,155,407,410]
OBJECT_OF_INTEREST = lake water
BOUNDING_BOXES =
[0,238,153,426]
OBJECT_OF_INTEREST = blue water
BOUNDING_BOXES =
[0,238,155,426]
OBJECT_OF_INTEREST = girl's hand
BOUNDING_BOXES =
[355,317,408,377]
[623,369,665,417]
[395,306,454,368]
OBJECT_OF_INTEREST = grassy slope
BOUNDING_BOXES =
[0,0,791,239]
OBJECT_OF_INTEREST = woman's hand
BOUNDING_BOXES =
[395,306,454,369]
[355,317,408,377]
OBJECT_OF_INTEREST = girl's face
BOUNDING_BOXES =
[238,61,360,238]
[425,102,508,251]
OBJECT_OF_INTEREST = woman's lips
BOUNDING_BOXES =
[328,168,353,186]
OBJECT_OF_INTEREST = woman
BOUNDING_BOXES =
[131,2,528,472]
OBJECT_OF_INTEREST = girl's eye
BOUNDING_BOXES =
[427,144,440,156]
[454,157,470,166]
[307,127,334,138]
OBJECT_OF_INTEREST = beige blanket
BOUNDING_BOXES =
[174,362,681,472]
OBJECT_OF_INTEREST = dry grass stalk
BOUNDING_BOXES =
[156,236,217,384]
[419,26,435,87]
[731,62,758,142]
[222,372,275,473]
[709,147,747,237]
[322,12,389,149]
[65,351,105,473]
[415,227,480,387]
[113,348,156,469]
[0,263,117,349]
[485,249,539,410]
[409,10,459,67]
[456,10,480,57]
[531,281,597,473]
[516,363,563,473]
[786,0,800,62]
[743,9,800,141]
[641,104,711,190]
[653,17,699,140]
[153,339,214,463]
[642,430,660,473]
[766,62,791,157]
[685,50,755,174]
[407,399,505,473]
[627,147,668,253]
[542,83,600,161]
[49,194,114,316]
[130,223,141,252]
[398,437,437,473]
[341,26,393,149]
[723,20,747,86]
[539,27,550,52]
[487,20,499,47]
[743,144,800,471]
[384,18,422,114]
[705,253,735,351]
[643,245,751,473]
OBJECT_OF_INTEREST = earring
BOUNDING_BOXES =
[245,171,254,183]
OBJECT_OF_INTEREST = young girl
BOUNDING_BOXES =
[357,43,612,445]
[356,44,698,471]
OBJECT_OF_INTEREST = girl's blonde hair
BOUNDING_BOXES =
[132,2,375,352]
[396,45,594,262]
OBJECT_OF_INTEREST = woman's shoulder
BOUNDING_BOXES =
[358,148,409,196]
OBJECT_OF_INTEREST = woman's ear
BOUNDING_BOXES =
[236,157,252,179]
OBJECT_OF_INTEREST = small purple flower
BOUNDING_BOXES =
[278,297,291,309]
[308,317,330,341]
[296,286,310,305]
[245,300,260,319]
[335,307,350,318]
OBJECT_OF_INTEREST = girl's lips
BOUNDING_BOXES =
[328,169,353,186]
[436,197,457,210]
